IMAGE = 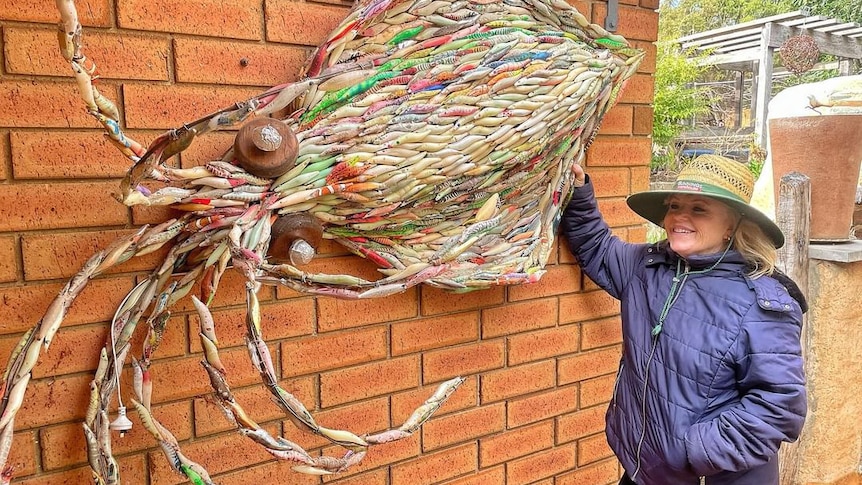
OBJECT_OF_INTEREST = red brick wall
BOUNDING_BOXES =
[0,0,657,483]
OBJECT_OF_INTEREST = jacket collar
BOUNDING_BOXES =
[646,241,747,272]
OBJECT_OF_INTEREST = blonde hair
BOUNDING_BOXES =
[732,217,776,278]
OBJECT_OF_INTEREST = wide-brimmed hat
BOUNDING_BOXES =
[626,155,784,248]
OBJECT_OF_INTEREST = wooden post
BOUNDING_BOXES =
[754,23,774,150]
[734,71,744,129]
[775,171,810,485]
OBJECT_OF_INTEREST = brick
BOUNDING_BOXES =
[16,373,90,428]
[175,38,307,86]
[420,285,505,315]
[0,130,9,180]
[179,132,234,168]
[318,288,417,332]
[508,325,580,365]
[441,466,505,485]
[506,445,576,485]
[593,5,659,42]
[10,131,143,180]
[195,376,313,437]
[598,198,643,227]
[423,341,504,382]
[481,298,556,338]
[131,204,176,226]
[641,0,660,9]
[558,405,606,444]
[149,426,276,485]
[586,136,651,167]
[4,28,170,80]
[21,229,165,280]
[556,458,620,485]
[480,360,555,403]
[149,347,260,404]
[559,346,621,385]
[266,0,351,46]
[325,469,388,485]
[213,460,318,485]
[16,455,146,485]
[118,0,263,40]
[632,165,650,193]
[0,80,115,128]
[391,311,478,356]
[39,401,191,470]
[0,181,128,231]
[580,374,616,408]
[0,276,135,336]
[508,265,580,302]
[391,376,476,425]
[627,225,648,243]
[390,442,477,485]
[7,430,38,476]
[0,325,102,379]
[0,236,17,282]
[321,434,421,482]
[295,396,389,451]
[189,298,314,351]
[0,0,110,25]
[619,73,655,105]
[129,315,186,360]
[281,326,387,377]
[559,290,621,324]
[302,255,385,288]
[122,84,262,129]
[581,316,623,350]
[188,269,276,310]
[633,105,654,135]
[597,105,633,136]
[508,386,578,428]
[320,355,419,407]
[479,419,553,467]
[635,40,658,74]
[590,167,632,199]
[579,433,614,466]
[422,403,505,451]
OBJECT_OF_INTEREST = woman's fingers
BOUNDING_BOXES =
[571,163,586,187]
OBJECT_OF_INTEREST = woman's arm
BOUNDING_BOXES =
[684,304,807,475]
[561,165,643,299]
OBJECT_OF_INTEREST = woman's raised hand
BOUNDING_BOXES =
[571,163,586,188]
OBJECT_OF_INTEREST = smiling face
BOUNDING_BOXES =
[662,194,738,259]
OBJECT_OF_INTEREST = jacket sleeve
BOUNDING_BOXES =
[560,176,643,299]
[684,303,807,475]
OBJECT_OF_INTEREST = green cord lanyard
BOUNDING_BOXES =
[651,259,685,336]
[651,223,739,337]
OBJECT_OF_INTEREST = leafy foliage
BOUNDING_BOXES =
[651,44,712,168]
[789,0,862,24]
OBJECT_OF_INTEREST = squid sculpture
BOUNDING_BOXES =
[0,0,643,482]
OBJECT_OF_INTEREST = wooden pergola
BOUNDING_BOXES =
[676,11,862,148]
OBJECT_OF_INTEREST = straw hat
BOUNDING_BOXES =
[627,155,784,248]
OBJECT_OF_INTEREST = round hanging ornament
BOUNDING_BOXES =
[780,35,820,74]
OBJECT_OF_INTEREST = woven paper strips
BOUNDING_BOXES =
[0,0,643,483]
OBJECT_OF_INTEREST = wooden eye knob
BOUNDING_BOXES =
[268,213,324,265]
[233,117,298,179]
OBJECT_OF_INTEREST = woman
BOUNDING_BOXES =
[561,155,807,485]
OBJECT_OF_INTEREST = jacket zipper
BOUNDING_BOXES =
[611,362,624,410]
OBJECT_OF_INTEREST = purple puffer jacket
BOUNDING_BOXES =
[561,179,806,485]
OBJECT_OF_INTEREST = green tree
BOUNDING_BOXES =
[789,0,862,24]
[658,0,796,42]
[651,43,712,169]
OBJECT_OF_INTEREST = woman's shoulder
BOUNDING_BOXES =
[743,272,806,319]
